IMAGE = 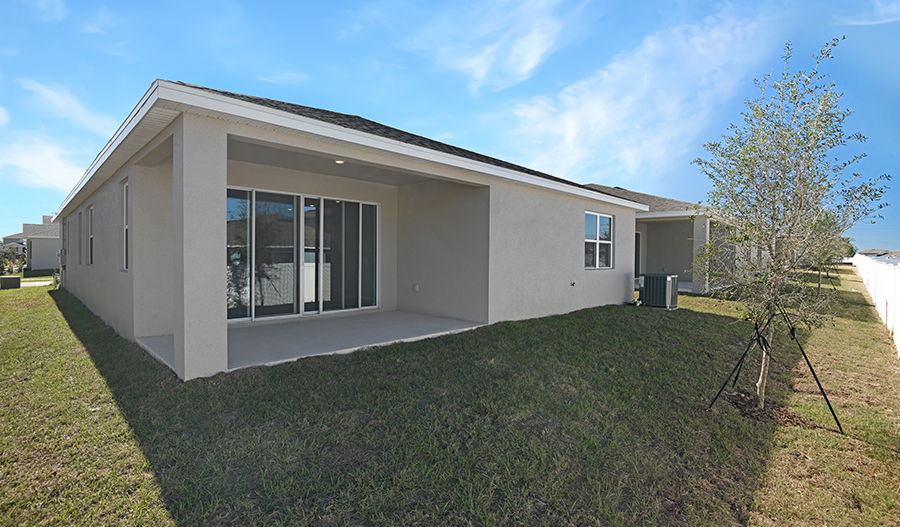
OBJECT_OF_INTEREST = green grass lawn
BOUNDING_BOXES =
[1,266,897,526]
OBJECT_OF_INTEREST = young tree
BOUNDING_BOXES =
[694,38,889,409]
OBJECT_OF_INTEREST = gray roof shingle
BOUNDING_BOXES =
[23,223,60,238]
[584,184,697,213]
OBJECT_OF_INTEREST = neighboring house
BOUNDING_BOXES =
[53,80,648,381]
[586,185,714,293]
[2,233,25,256]
[8,216,60,270]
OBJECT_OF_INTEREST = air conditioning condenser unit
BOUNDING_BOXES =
[639,274,678,309]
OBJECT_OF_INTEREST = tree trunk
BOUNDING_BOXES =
[817,269,822,293]
[755,317,775,409]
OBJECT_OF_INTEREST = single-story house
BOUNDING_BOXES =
[585,185,713,293]
[53,80,648,380]
[2,233,25,256]
[10,216,60,270]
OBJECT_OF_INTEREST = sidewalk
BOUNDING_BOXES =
[21,280,53,288]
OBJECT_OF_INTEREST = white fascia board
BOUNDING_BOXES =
[23,235,59,240]
[53,79,648,218]
[53,81,162,222]
[637,209,708,220]
[156,81,649,211]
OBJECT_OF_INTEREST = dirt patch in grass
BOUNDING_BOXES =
[724,390,816,429]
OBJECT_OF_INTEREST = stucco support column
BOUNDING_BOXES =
[172,114,228,380]
[692,216,710,294]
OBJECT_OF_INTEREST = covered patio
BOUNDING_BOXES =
[136,310,483,373]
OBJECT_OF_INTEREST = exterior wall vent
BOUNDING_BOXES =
[639,274,678,309]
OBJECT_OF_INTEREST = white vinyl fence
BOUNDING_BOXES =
[852,254,900,356]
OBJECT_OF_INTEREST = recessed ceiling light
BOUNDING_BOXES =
[334,160,345,164]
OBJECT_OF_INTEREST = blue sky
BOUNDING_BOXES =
[1,0,897,249]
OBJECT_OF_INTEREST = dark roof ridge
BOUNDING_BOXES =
[168,81,631,202]
[584,184,697,213]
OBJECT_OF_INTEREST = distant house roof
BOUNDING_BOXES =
[22,223,60,238]
[859,249,892,257]
[585,184,698,215]
[176,82,628,202]
[3,233,24,244]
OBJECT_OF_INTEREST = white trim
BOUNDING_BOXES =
[156,80,648,210]
[584,211,614,269]
[54,81,162,221]
[55,80,648,222]
[88,206,94,266]
[250,190,257,319]
[123,182,129,271]
[78,211,83,265]
[637,209,710,220]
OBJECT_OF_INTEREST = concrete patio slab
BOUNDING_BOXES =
[136,310,483,375]
[135,334,175,369]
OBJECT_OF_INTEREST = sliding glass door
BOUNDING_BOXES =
[303,198,320,313]
[226,189,251,319]
[361,204,377,308]
[227,189,377,320]
[254,192,295,316]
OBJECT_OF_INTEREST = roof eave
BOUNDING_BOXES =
[54,80,163,222]
[55,80,649,218]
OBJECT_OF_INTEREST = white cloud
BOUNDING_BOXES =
[507,9,781,183]
[0,107,8,127]
[837,0,900,25]
[84,6,117,33]
[17,79,118,137]
[0,136,84,192]
[258,71,308,84]
[35,0,67,22]
[410,0,586,94]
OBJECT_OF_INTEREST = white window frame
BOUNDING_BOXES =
[123,183,129,271]
[585,211,613,269]
[88,206,94,266]
[78,211,83,265]
[226,186,381,322]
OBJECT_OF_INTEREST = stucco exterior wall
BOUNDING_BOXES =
[487,181,635,323]
[132,159,174,338]
[642,219,695,283]
[26,237,60,270]
[227,159,400,313]
[397,179,490,323]
[60,167,135,339]
[55,90,645,380]
[635,223,648,276]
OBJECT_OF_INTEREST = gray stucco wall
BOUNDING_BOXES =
[397,179,490,323]
[26,237,60,270]
[642,219,695,283]
[132,159,174,338]
[487,182,635,323]
[635,222,648,276]
[57,106,642,380]
[60,166,135,340]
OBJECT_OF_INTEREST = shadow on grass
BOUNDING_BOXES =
[49,288,806,526]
